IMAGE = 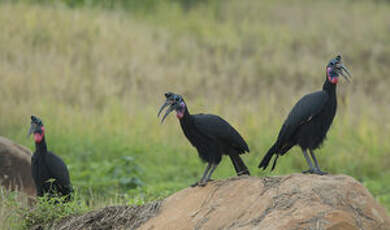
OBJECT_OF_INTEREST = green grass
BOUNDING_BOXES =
[0,1,389,228]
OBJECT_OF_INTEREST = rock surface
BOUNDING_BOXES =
[51,174,390,230]
[140,174,390,230]
[0,136,36,196]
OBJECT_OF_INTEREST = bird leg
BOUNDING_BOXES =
[302,149,316,174]
[309,150,328,175]
[199,164,217,187]
[230,156,240,175]
[191,163,211,187]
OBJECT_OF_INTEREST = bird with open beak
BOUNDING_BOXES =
[158,92,185,123]
[158,92,251,187]
[259,55,352,175]
[326,55,352,84]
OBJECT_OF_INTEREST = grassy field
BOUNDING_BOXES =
[0,0,389,228]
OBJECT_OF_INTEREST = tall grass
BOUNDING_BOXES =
[0,1,389,228]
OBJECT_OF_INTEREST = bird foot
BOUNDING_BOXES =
[302,168,328,175]
[191,179,213,187]
[191,182,199,187]
[237,171,250,176]
[313,169,328,175]
[302,168,315,174]
[198,181,208,187]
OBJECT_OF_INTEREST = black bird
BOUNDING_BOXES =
[158,93,250,187]
[28,115,73,201]
[258,55,352,175]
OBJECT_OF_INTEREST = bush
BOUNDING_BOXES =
[22,193,88,229]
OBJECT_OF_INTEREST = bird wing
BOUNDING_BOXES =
[278,90,329,142]
[45,152,73,193]
[193,114,249,152]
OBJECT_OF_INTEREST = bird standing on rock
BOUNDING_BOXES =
[28,115,73,201]
[158,92,250,187]
[258,55,352,175]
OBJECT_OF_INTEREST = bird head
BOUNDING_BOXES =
[28,115,45,143]
[326,55,352,84]
[157,92,186,123]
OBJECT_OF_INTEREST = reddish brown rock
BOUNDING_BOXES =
[0,136,36,196]
[140,174,390,230]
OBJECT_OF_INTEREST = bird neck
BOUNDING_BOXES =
[179,106,192,125]
[322,78,337,97]
[35,137,48,154]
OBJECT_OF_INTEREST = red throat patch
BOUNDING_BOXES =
[176,102,185,119]
[327,67,338,84]
[34,127,45,143]
[176,111,184,119]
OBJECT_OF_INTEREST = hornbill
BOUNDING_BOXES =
[158,92,250,187]
[28,115,73,201]
[258,55,352,175]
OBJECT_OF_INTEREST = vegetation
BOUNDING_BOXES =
[1,188,89,229]
[0,0,389,228]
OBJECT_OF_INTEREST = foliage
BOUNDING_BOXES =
[0,188,89,230]
[22,193,88,229]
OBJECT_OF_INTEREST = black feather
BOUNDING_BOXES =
[30,118,72,201]
[176,100,250,176]
[259,62,339,171]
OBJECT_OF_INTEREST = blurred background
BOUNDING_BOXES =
[0,0,389,224]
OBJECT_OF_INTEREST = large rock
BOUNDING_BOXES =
[0,136,36,196]
[140,174,390,230]
[51,174,389,230]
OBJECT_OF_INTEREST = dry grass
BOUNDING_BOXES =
[0,1,389,112]
[53,201,161,230]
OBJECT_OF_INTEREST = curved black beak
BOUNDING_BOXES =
[340,64,352,82]
[157,99,174,124]
[27,122,39,138]
[158,92,182,124]
[157,100,181,124]
[334,55,352,82]
[157,101,169,118]
[160,104,175,123]
[27,125,34,138]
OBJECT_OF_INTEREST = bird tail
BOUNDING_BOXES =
[258,143,279,171]
[229,154,250,176]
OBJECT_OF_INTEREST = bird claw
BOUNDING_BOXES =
[191,179,213,187]
[302,168,328,175]
[313,169,328,175]
[198,181,207,187]
[191,182,200,187]
[302,168,315,174]
[237,171,249,176]
[191,181,207,187]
